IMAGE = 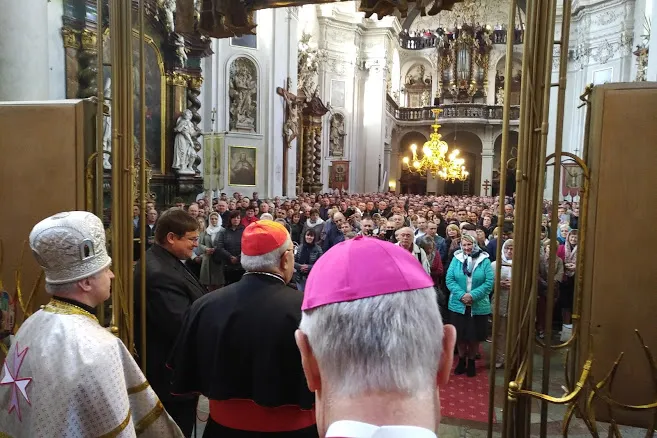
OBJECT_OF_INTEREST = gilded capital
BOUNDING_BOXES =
[61,27,80,49]
[167,72,190,87]
[81,29,98,51]
[188,76,203,89]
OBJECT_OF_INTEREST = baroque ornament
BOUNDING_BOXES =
[298,32,327,96]
[172,109,199,175]
[229,57,258,132]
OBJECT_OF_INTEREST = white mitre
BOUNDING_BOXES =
[29,211,111,285]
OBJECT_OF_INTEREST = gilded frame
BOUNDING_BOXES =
[103,28,167,172]
[228,146,257,187]
[133,30,167,173]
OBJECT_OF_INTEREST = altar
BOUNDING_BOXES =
[61,0,212,210]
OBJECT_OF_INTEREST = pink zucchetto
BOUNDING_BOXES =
[302,236,435,311]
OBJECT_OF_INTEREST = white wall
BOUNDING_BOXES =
[48,0,66,100]
[199,8,298,198]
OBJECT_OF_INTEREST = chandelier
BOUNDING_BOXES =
[402,109,469,182]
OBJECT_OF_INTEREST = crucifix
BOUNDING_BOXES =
[482,179,491,196]
[276,78,300,196]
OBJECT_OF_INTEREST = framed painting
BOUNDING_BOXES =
[562,162,583,198]
[229,146,257,186]
[203,134,224,191]
[103,32,166,173]
[329,160,350,191]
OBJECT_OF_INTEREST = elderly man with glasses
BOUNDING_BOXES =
[134,208,207,437]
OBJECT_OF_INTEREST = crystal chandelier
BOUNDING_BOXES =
[402,109,469,182]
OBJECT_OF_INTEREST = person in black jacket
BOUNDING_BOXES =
[214,210,245,285]
[134,208,207,437]
[168,221,317,437]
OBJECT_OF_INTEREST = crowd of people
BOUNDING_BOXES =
[399,23,524,50]
[137,190,580,371]
[1,189,579,438]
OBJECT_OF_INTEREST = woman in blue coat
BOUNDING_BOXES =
[445,233,494,377]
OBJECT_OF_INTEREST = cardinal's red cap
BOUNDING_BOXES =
[302,236,434,311]
[241,220,289,256]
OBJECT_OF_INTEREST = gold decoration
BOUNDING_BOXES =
[61,27,80,49]
[81,29,97,51]
[188,76,203,89]
[43,298,98,322]
[167,72,190,87]
[15,241,44,322]
[401,109,469,182]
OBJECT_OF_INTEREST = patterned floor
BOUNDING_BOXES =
[440,359,493,423]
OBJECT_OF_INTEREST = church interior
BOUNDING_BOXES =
[1,0,657,436]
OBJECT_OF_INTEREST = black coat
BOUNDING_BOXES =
[213,225,244,271]
[134,244,206,402]
[167,273,314,410]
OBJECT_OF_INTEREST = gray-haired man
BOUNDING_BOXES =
[295,236,456,437]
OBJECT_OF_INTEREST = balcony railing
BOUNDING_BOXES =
[386,96,520,122]
[399,29,524,50]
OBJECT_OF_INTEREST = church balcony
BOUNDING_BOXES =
[399,29,524,50]
[386,95,520,126]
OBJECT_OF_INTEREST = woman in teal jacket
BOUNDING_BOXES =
[446,233,494,377]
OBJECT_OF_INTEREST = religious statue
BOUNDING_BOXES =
[102,77,112,169]
[277,79,300,147]
[421,89,430,107]
[172,109,198,175]
[496,87,504,105]
[329,114,346,157]
[229,58,258,132]
[157,0,176,33]
[174,34,188,68]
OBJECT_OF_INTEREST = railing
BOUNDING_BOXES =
[386,95,520,122]
[399,29,524,50]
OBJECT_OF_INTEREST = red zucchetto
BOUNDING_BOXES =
[241,220,289,256]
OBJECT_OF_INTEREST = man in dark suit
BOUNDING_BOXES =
[134,208,206,437]
[133,208,158,261]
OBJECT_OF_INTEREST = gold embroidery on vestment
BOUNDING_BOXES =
[97,410,131,438]
[127,380,150,395]
[43,299,98,323]
[135,401,164,435]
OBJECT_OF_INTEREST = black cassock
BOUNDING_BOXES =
[167,272,318,438]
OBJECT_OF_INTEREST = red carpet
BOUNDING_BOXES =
[439,359,495,423]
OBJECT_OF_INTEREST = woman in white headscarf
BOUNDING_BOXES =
[490,239,513,368]
[200,211,224,290]
[446,233,494,377]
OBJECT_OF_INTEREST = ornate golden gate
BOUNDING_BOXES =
[79,1,657,437]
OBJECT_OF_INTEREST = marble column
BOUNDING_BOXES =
[361,59,387,193]
[480,126,494,196]
[0,0,49,101]
[383,143,391,190]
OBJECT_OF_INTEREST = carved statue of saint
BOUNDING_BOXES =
[172,109,198,174]
[329,114,346,157]
[102,77,112,169]
[158,0,176,33]
[421,90,430,107]
[496,87,504,105]
[229,60,257,132]
[174,34,188,68]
